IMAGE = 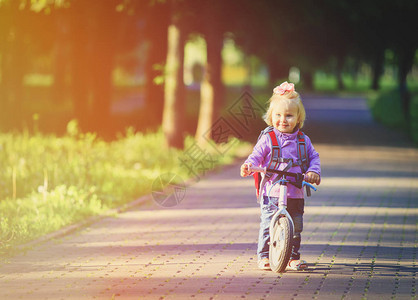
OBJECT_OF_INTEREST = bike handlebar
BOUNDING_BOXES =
[248,165,317,192]
[303,181,317,191]
[248,165,300,179]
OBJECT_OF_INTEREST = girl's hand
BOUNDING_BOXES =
[240,163,252,177]
[305,171,320,185]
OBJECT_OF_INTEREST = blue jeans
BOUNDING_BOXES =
[257,196,304,260]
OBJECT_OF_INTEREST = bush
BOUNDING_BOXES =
[410,94,418,144]
[0,123,250,255]
[367,90,408,131]
[368,90,418,145]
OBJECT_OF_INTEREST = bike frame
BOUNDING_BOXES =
[268,178,295,242]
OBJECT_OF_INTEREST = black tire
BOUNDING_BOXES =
[269,216,294,273]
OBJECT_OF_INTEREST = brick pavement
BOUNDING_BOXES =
[0,96,417,299]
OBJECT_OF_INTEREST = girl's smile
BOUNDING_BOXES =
[271,101,299,133]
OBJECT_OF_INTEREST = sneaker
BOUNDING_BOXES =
[287,259,308,271]
[258,258,270,270]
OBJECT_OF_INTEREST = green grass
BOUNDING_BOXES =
[0,122,251,256]
[313,71,418,94]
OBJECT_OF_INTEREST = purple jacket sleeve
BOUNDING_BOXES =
[244,134,270,170]
[305,134,321,176]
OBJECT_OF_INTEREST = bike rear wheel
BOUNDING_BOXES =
[269,216,294,273]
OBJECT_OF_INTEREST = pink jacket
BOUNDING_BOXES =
[245,128,321,199]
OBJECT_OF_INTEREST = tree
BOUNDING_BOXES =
[389,1,418,90]
[343,0,390,91]
[68,0,121,135]
[364,0,418,98]
[162,0,186,149]
[230,0,291,86]
[193,0,226,144]
[0,1,27,113]
[142,2,170,127]
[0,0,56,128]
[390,1,418,128]
[52,8,71,104]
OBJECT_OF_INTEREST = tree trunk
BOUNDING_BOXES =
[301,70,314,91]
[1,3,26,126]
[195,29,224,144]
[3,29,25,114]
[397,46,416,131]
[90,2,118,136]
[267,55,289,87]
[144,5,169,127]
[71,43,90,130]
[207,30,225,126]
[195,72,214,144]
[91,45,114,135]
[69,0,118,135]
[69,2,90,130]
[336,55,345,91]
[162,23,186,149]
[398,47,415,94]
[52,10,70,104]
[371,49,384,90]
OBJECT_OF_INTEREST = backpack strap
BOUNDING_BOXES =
[296,131,309,173]
[255,126,282,170]
[296,131,312,196]
[255,127,283,203]
[266,130,281,170]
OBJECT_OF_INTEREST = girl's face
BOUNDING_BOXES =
[271,101,299,133]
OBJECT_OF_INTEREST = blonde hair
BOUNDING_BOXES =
[263,89,306,129]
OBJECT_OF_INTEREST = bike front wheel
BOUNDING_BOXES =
[269,216,294,273]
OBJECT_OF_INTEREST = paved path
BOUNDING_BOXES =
[1,95,417,299]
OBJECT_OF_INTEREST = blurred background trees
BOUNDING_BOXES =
[0,0,417,146]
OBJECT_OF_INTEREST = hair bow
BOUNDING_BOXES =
[273,81,295,95]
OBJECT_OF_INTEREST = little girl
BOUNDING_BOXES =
[240,81,321,271]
